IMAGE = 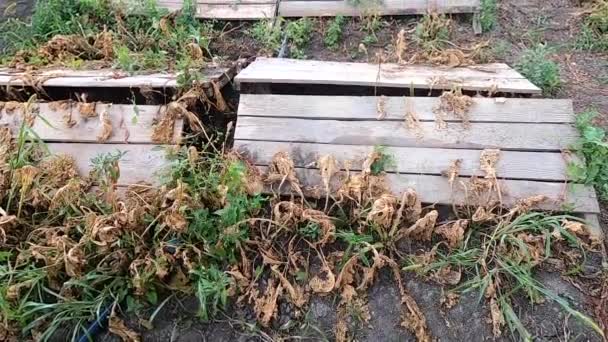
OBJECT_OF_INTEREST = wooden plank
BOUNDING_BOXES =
[234,141,575,181]
[159,0,274,4]
[238,95,575,123]
[582,214,604,240]
[234,117,578,151]
[235,58,541,94]
[158,1,276,18]
[258,166,600,213]
[279,0,480,17]
[47,143,171,185]
[0,65,233,89]
[0,103,182,144]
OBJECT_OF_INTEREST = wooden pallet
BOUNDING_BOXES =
[235,58,542,94]
[0,65,235,94]
[0,102,179,186]
[233,92,602,238]
[156,0,479,19]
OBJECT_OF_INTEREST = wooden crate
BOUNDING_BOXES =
[232,82,601,238]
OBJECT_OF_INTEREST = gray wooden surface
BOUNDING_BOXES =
[239,94,575,123]
[235,116,578,151]
[235,58,541,94]
[235,140,575,181]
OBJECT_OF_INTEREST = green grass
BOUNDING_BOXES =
[575,0,608,53]
[479,0,498,32]
[324,16,347,50]
[515,44,561,95]
[403,212,604,340]
[568,110,608,201]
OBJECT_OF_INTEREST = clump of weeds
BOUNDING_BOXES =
[404,211,604,340]
[568,109,608,200]
[576,0,608,52]
[0,0,215,72]
[286,17,314,59]
[248,19,284,55]
[324,15,347,50]
[479,0,498,32]
[515,44,561,95]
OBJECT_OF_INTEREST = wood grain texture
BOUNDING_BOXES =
[235,140,575,181]
[158,1,276,18]
[47,143,171,185]
[238,94,575,123]
[0,103,182,144]
[257,166,599,213]
[234,117,578,151]
[234,58,541,94]
[279,0,480,17]
[0,65,233,89]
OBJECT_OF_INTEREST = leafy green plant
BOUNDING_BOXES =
[299,222,322,240]
[568,110,608,200]
[370,146,396,175]
[324,16,347,49]
[286,18,314,59]
[479,0,497,32]
[249,19,284,54]
[191,266,232,320]
[515,44,561,95]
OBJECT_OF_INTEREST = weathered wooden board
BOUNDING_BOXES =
[235,140,575,181]
[0,103,182,144]
[157,0,276,19]
[235,58,541,94]
[47,143,171,185]
[279,0,480,17]
[238,94,575,123]
[0,65,233,89]
[258,166,600,213]
[235,117,578,151]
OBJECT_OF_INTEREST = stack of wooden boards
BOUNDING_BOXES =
[0,65,235,186]
[156,0,481,20]
[234,57,602,238]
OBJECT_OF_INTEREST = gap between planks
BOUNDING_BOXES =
[238,94,575,123]
[234,116,578,151]
[234,140,576,182]
[235,58,541,94]
[0,103,182,144]
[256,166,599,213]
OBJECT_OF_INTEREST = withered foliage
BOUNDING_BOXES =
[0,133,603,342]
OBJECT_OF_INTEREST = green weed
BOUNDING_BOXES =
[515,44,561,95]
[404,212,603,340]
[286,18,314,59]
[191,266,232,320]
[370,146,396,175]
[479,0,498,32]
[568,110,608,200]
[324,16,347,50]
[576,1,608,52]
[249,19,284,54]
